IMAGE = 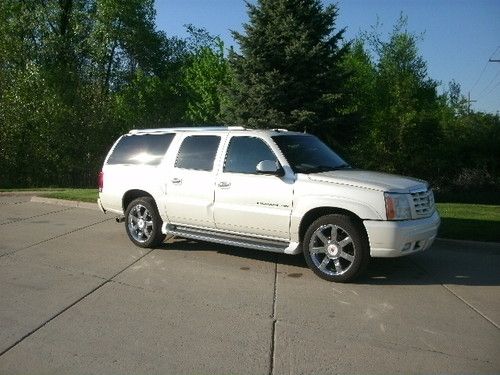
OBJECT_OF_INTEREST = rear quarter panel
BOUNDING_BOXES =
[100,164,164,215]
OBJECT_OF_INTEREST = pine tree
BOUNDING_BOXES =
[223,0,349,134]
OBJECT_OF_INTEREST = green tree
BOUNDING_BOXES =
[444,80,469,117]
[88,0,169,93]
[341,40,376,117]
[339,39,376,159]
[183,38,229,124]
[96,3,191,131]
[360,16,442,180]
[437,81,500,191]
[223,0,349,135]
[347,16,500,192]
[0,0,184,187]
[0,0,92,186]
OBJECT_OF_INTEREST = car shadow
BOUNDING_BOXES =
[157,237,500,287]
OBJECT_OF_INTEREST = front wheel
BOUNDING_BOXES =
[303,214,369,282]
[125,197,165,248]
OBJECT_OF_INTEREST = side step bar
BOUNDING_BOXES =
[163,224,300,254]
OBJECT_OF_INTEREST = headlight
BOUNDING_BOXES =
[384,193,411,220]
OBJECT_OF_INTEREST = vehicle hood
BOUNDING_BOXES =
[307,170,428,193]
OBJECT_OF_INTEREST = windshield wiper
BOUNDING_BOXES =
[335,163,351,170]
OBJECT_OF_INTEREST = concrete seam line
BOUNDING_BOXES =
[108,279,149,292]
[0,248,155,358]
[0,217,115,259]
[272,261,278,318]
[409,258,500,330]
[269,259,278,375]
[441,284,500,330]
[0,207,74,226]
[1,253,108,283]
[35,261,109,283]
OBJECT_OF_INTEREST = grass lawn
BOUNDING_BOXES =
[38,189,98,203]
[436,203,500,242]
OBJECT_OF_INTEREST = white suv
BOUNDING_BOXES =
[98,127,440,282]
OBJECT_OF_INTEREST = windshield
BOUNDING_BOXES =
[272,134,349,174]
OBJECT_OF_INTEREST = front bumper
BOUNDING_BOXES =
[364,211,440,257]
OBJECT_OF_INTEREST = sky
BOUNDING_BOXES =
[154,0,500,114]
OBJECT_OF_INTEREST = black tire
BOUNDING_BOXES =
[124,197,165,248]
[303,214,369,282]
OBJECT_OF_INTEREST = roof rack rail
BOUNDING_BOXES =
[128,126,246,134]
[272,128,288,132]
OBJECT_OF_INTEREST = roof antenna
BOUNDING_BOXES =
[303,125,307,133]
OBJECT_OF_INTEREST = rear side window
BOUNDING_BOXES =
[107,133,175,166]
[175,135,221,171]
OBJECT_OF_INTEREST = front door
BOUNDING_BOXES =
[214,136,293,240]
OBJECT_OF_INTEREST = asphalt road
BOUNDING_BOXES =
[0,195,499,374]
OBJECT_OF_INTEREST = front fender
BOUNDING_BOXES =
[290,195,384,242]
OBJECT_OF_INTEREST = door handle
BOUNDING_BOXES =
[171,178,182,185]
[218,181,231,188]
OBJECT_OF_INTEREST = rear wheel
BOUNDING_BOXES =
[125,197,165,248]
[303,214,369,282]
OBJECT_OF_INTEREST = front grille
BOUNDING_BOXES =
[411,189,435,218]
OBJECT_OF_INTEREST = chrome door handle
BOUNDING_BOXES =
[218,181,231,188]
[171,178,182,184]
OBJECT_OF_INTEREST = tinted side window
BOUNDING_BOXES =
[107,133,175,165]
[224,137,277,174]
[175,135,221,171]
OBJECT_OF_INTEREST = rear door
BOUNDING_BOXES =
[213,135,293,240]
[164,134,223,229]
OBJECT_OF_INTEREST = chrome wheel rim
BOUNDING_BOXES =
[309,224,355,276]
[128,204,153,243]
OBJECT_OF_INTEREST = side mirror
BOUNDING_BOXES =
[256,160,283,176]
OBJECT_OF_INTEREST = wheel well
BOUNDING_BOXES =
[122,190,154,212]
[298,207,365,243]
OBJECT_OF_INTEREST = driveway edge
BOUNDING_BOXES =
[23,196,500,247]
[30,196,99,210]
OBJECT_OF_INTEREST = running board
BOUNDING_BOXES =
[163,224,300,254]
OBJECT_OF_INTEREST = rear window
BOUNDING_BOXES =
[107,133,175,165]
[174,135,221,171]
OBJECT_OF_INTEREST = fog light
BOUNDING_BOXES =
[402,242,412,251]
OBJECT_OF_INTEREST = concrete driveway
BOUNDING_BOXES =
[0,195,499,374]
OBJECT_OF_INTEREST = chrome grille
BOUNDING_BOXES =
[411,189,435,218]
